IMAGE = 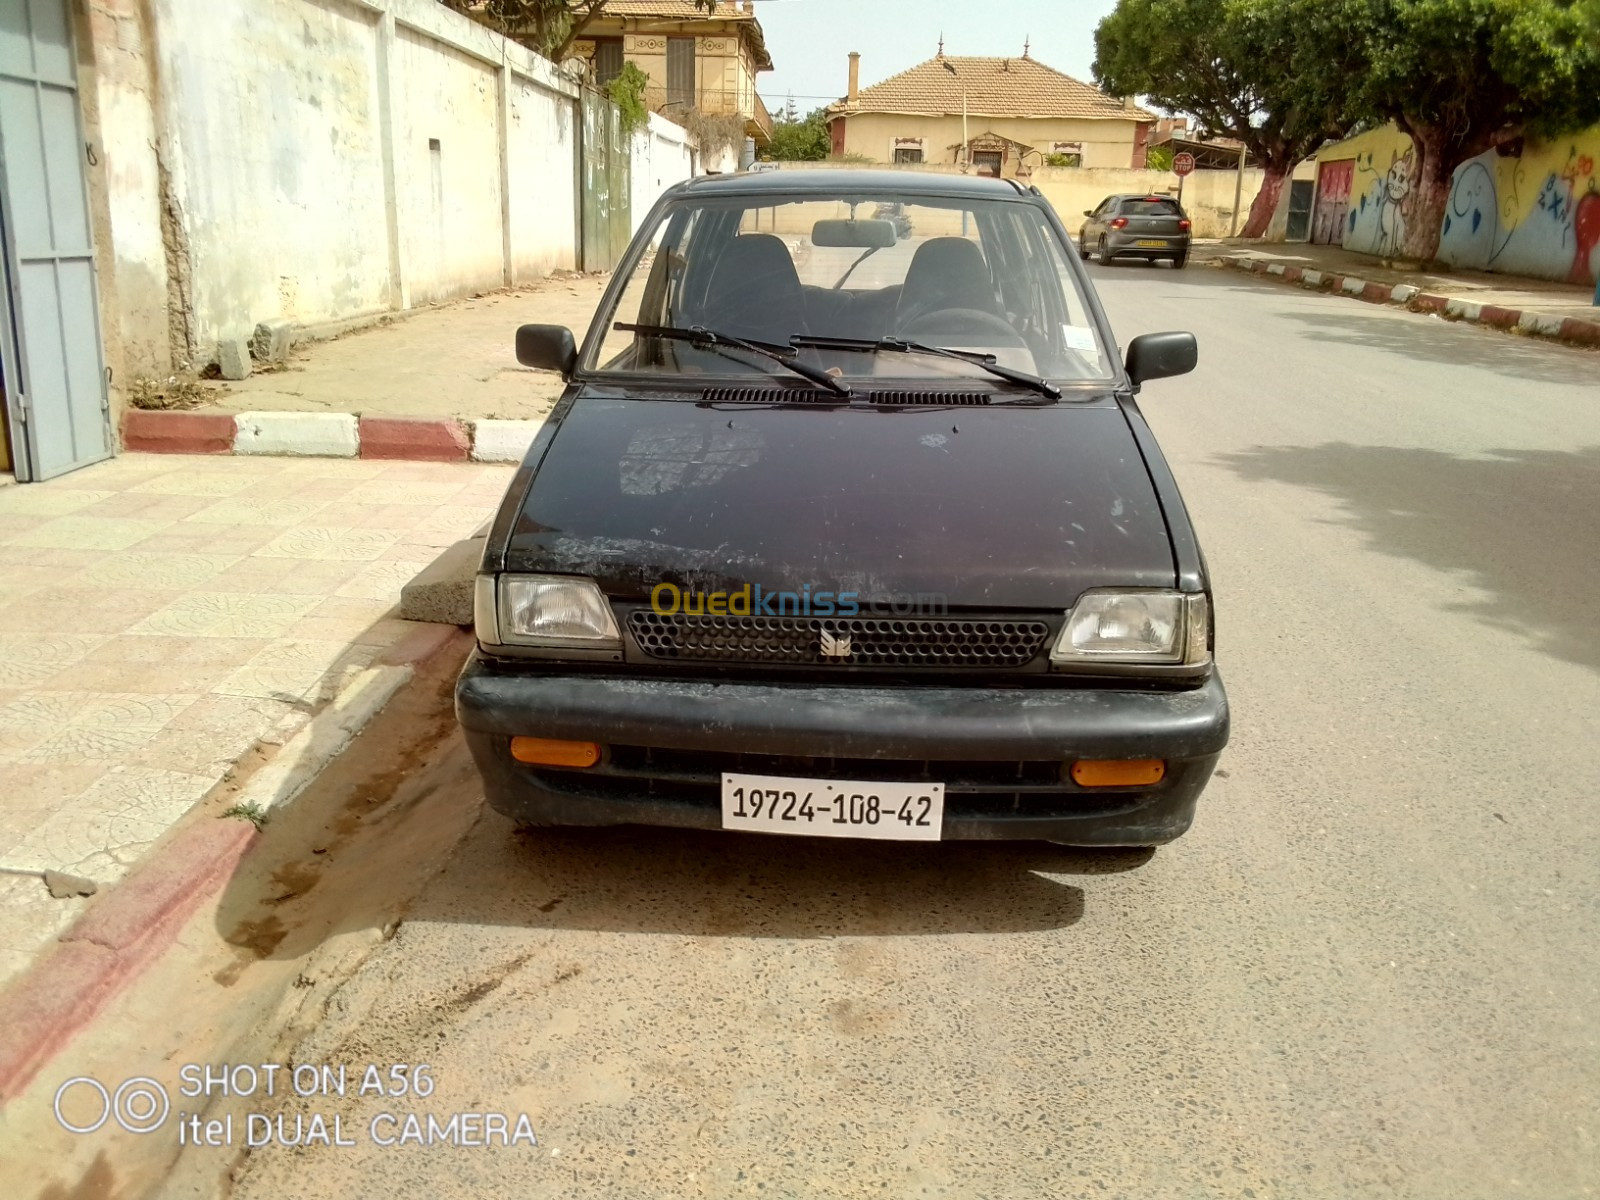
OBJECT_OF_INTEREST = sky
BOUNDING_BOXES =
[749,0,1123,116]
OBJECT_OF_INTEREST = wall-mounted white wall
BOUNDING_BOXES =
[630,114,696,234]
[94,0,702,379]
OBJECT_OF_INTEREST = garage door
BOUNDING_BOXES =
[0,0,112,481]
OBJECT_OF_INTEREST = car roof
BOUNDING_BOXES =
[676,169,1034,200]
[1108,193,1182,202]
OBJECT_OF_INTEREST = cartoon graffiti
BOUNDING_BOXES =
[1439,136,1600,285]
[1345,145,1416,256]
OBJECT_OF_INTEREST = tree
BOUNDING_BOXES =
[1094,0,1357,238]
[1331,0,1600,262]
[764,105,831,161]
[441,1,715,62]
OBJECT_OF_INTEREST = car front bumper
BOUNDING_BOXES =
[456,655,1230,845]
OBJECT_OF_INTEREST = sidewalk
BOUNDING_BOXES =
[189,272,611,422]
[0,453,510,990]
[1193,241,1600,348]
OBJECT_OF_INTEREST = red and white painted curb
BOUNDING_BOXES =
[1216,254,1600,350]
[122,410,544,462]
[0,625,468,1105]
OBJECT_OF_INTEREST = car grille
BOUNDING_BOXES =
[627,612,1051,668]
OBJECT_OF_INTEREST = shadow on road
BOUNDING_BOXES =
[404,816,1151,939]
[1273,306,1596,386]
[1216,441,1600,672]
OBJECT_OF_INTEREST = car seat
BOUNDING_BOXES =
[695,234,809,346]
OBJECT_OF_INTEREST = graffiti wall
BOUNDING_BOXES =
[1306,122,1600,284]
[1322,126,1419,259]
[1438,131,1600,285]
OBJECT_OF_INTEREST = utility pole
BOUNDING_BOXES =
[1230,142,1247,237]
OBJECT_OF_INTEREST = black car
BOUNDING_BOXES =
[1079,193,1192,268]
[457,170,1228,847]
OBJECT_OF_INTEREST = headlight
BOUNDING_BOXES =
[1051,590,1209,667]
[476,574,621,648]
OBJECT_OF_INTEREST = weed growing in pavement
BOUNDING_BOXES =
[220,802,270,831]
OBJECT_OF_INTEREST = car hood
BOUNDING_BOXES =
[502,394,1175,610]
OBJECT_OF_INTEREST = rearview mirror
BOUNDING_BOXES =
[812,219,897,248]
[1124,331,1197,388]
[516,324,577,377]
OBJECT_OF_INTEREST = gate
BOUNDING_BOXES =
[1285,179,1314,242]
[1311,159,1354,246]
[0,0,112,480]
[579,89,633,273]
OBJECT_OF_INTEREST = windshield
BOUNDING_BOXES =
[583,190,1115,384]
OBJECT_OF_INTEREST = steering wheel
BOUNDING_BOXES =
[897,307,1028,346]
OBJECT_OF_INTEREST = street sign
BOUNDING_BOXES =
[1173,152,1197,177]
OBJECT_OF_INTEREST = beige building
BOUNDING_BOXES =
[570,0,774,149]
[826,45,1156,176]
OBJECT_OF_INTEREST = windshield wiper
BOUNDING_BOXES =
[616,324,851,397]
[789,335,1062,399]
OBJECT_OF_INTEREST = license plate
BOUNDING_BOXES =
[1136,239,1168,247]
[721,773,944,841]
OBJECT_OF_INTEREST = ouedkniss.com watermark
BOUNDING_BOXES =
[650,582,948,617]
[51,1062,537,1149]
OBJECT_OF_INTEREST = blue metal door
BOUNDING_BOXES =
[0,0,112,481]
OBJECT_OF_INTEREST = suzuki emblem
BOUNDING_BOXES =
[819,629,852,660]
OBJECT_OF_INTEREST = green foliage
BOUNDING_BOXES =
[1313,0,1600,258]
[1144,143,1175,171]
[1044,152,1080,168]
[608,61,649,135]
[1333,0,1600,151]
[1094,0,1600,250]
[441,1,715,60]
[766,106,832,162]
[1094,0,1352,174]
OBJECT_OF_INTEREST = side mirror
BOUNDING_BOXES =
[515,324,577,377]
[1083,209,1094,216]
[1124,331,1197,388]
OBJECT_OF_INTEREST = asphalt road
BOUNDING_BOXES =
[223,263,1600,1200]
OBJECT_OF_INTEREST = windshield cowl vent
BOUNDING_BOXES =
[700,387,837,404]
[700,387,994,406]
[867,390,991,406]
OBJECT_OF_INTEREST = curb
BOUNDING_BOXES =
[0,624,468,1105]
[1214,254,1600,350]
[119,411,544,463]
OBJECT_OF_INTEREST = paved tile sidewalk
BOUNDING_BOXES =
[0,453,512,986]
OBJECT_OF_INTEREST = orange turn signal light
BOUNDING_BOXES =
[1071,759,1166,788]
[510,737,601,769]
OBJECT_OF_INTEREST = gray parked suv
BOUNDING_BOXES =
[1079,194,1191,268]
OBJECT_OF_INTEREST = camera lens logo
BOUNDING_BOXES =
[54,1076,170,1135]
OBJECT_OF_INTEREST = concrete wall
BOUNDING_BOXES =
[81,0,176,378]
[155,0,394,341]
[1308,121,1599,284]
[837,112,1144,170]
[1030,165,1266,239]
[630,114,696,233]
[1439,129,1600,285]
[760,160,1266,239]
[80,0,702,384]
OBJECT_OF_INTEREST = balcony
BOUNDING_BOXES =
[645,85,773,145]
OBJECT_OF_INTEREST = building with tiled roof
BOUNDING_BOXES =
[825,44,1158,175]
[571,0,774,148]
